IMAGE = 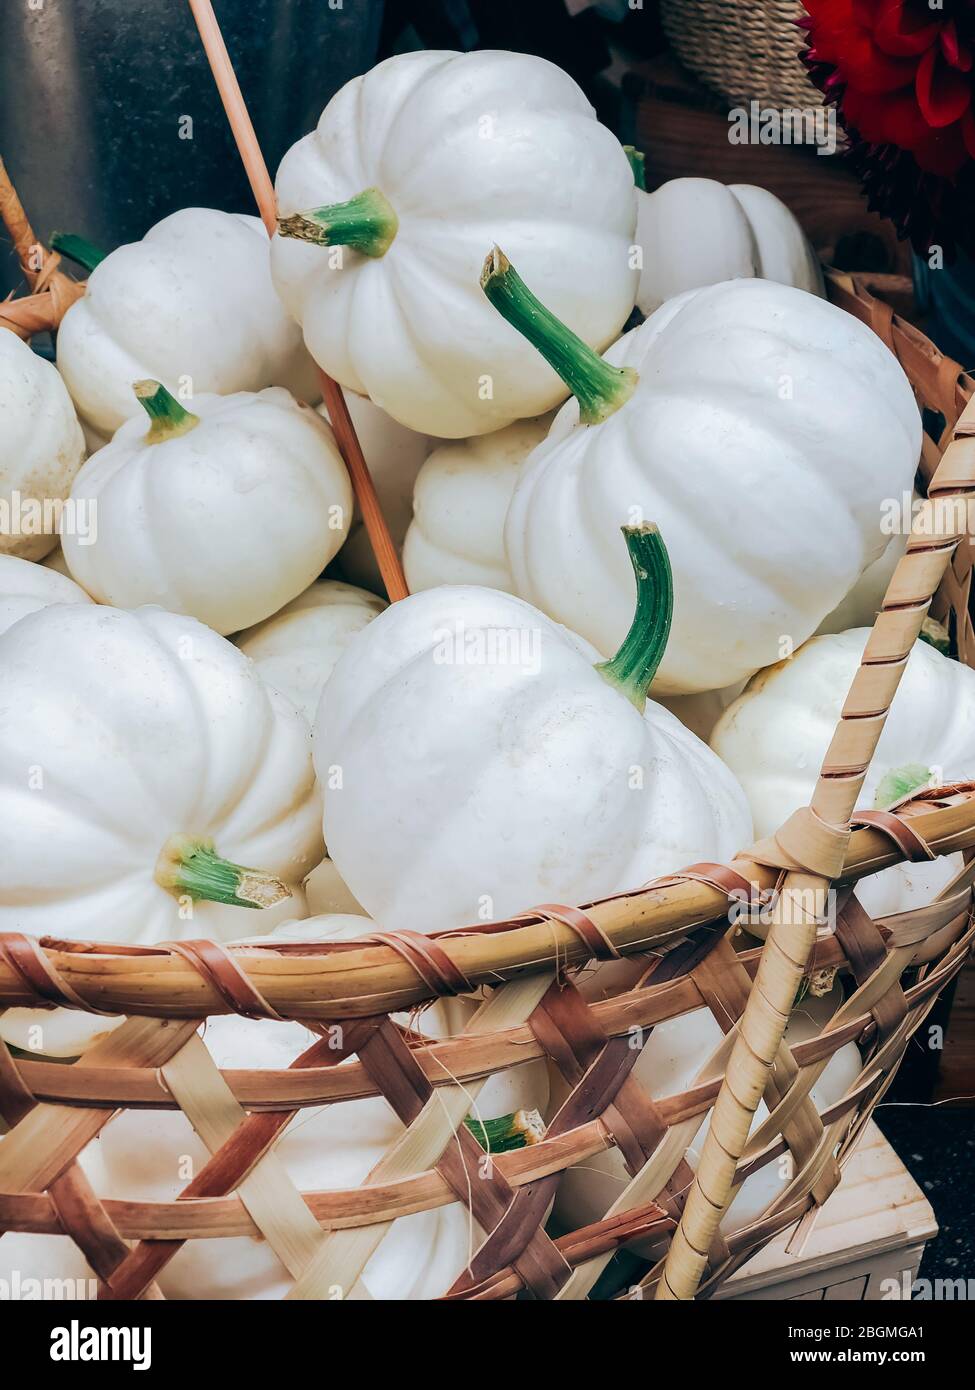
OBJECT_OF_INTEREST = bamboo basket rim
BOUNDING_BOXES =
[1,784,973,1022]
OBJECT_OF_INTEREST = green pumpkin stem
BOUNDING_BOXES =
[464,1108,545,1153]
[133,380,200,443]
[277,187,398,259]
[873,764,935,810]
[50,231,107,273]
[595,525,673,711]
[479,246,638,425]
[155,835,291,910]
[623,145,647,191]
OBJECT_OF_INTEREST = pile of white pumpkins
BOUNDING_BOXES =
[1,49,972,1300]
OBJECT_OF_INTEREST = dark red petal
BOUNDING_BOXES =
[873,0,941,57]
[844,85,931,147]
[910,122,970,176]
[822,25,918,93]
[940,20,973,73]
[916,46,972,127]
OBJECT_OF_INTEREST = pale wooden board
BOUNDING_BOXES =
[717,1122,937,1297]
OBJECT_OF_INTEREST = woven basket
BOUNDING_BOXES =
[660,0,822,112]
[2,231,975,1296]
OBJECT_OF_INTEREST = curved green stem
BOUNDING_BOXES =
[155,835,291,909]
[50,231,107,273]
[134,380,200,444]
[873,764,934,810]
[623,144,647,191]
[480,247,638,425]
[277,187,398,259]
[464,1108,545,1153]
[595,525,673,711]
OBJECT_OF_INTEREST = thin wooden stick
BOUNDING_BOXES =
[186,0,409,602]
[0,154,43,286]
[657,410,975,1299]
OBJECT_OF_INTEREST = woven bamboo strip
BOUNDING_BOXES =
[186,0,408,603]
[657,399,975,1300]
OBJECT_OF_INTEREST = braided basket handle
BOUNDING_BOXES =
[658,386,975,1299]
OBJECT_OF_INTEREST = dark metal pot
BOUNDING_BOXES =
[0,0,383,294]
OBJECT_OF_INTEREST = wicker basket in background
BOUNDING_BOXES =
[660,0,822,112]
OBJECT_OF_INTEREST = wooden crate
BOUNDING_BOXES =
[717,1123,937,1301]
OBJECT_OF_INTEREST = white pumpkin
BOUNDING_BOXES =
[403,415,552,594]
[659,681,747,744]
[0,914,549,1301]
[303,856,364,916]
[317,527,752,933]
[0,330,86,560]
[633,174,824,316]
[0,602,323,951]
[318,394,431,593]
[237,578,385,725]
[553,986,860,1251]
[711,629,975,918]
[0,553,92,635]
[61,383,353,636]
[817,521,911,636]
[270,49,638,438]
[55,209,318,438]
[493,264,921,693]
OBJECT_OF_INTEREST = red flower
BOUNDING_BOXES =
[802,1,975,253]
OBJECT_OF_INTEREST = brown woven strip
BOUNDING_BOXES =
[47,1166,141,1286]
[675,862,767,904]
[0,1034,36,1124]
[534,902,622,960]
[0,932,117,1014]
[849,810,936,862]
[834,895,910,1042]
[164,939,285,1020]
[365,930,473,996]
